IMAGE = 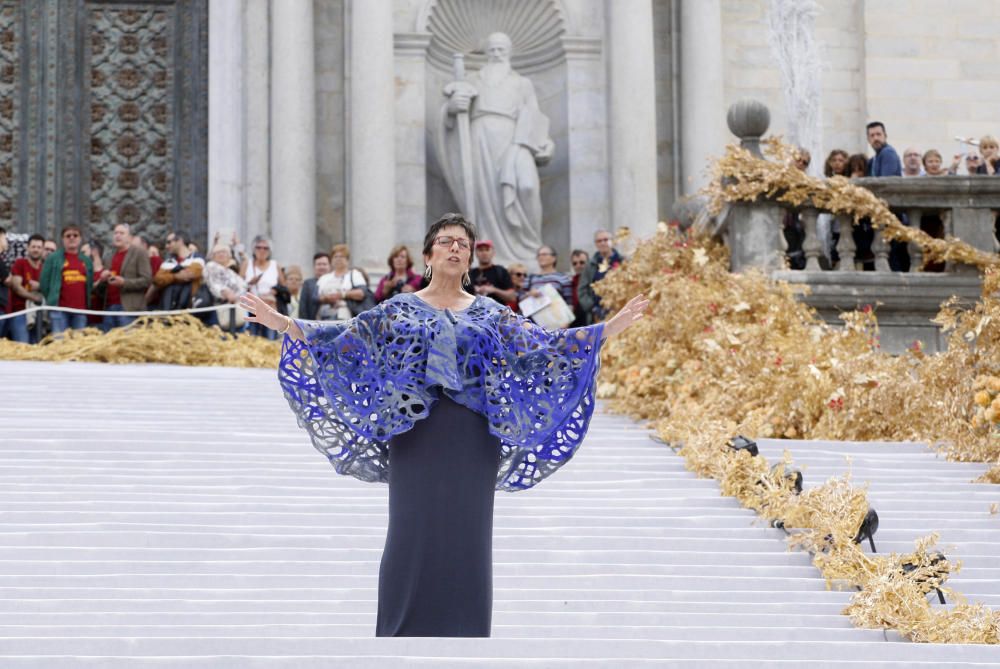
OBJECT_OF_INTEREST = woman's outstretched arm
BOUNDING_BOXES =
[601,294,650,339]
[240,292,305,341]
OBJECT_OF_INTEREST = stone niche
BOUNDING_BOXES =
[400,0,607,269]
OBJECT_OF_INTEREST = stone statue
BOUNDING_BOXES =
[435,32,555,264]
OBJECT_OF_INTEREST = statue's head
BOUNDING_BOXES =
[485,32,512,64]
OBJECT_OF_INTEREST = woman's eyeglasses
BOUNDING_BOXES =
[434,235,470,250]
[510,271,526,277]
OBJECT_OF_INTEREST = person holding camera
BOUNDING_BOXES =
[374,245,421,303]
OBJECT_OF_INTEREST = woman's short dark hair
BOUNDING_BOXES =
[422,213,477,257]
[847,153,868,176]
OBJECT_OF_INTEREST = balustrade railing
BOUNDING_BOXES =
[781,177,1000,274]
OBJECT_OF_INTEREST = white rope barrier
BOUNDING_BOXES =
[0,302,241,322]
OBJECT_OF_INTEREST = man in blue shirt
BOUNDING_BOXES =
[865,121,911,271]
[866,122,902,177]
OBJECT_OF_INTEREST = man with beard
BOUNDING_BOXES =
[6,234,45,343]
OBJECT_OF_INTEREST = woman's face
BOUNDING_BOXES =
[829,152,847,175]
[253,240,270,261]
[286,273,303,295]
[424,225,472,280]
[392,250,409,273]
[212,249,231,266]
[331,250,349,272]
[981,143,998,160]
[924,154,943,175]
[510,268,526,289]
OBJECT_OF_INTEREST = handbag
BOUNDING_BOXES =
[346,270,377,316]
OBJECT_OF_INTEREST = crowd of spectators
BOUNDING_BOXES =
[0,222,627,344]
[784,121,999,271]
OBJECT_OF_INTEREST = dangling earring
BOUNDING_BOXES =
[462,270,471,287]
[424,265,432,280]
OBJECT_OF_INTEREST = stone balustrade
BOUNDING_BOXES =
[722,99,997,353]
[786,177,1000,275]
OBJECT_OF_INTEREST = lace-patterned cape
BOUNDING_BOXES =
[278,293,604,491]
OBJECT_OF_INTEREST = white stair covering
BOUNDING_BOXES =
[0,360,997,667]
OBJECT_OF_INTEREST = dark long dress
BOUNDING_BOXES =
[376,396,501,637]
[277,294,605,637]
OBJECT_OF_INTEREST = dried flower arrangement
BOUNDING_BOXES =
[596,142,1000,643]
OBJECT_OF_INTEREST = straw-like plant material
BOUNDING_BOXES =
[0,315,280,368]
[596,142,1000,642]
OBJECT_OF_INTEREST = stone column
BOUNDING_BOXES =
[563,36,610,256]
[243,0,270,246]
[680,0,725,194]
[348,0,396,271]
[271,0,317,269]
[207,0,244,245]
[606,0,659,240]
[394,33,432,255]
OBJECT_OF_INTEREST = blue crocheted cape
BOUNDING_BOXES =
[278,292,604,491]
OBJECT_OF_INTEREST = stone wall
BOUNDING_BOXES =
[863,0,1000,155]
[717,0,1000,169]
[652,0,677,221]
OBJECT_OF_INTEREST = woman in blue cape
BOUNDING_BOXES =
[240,213,648,638]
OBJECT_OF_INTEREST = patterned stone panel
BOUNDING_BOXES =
[85,4,174,245]
[0,1,18,227]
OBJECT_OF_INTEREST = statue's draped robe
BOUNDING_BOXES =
[436,69,553,265]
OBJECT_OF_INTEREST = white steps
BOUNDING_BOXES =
[1,360,997,666]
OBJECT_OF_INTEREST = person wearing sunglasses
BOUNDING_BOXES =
[240,212,649,639]
[577,229,625,325]
[39,224,94,334]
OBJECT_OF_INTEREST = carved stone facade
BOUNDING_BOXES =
[0,2,17,227]
[3,0,206,245]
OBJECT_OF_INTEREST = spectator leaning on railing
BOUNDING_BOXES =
[902,147,924,177]
[975,136,999,175]
[923,149,948,176]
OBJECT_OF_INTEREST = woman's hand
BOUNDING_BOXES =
[602,294,650,339]
[239,292,287,331]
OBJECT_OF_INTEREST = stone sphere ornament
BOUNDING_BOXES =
[727,99,771,156]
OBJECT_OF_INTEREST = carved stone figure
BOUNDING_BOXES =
[435,32,554,264]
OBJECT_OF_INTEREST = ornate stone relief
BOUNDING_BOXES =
[421,0,566,74]
[3,0,205,246]
[86,5,174,243]
[0,1,17,227]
